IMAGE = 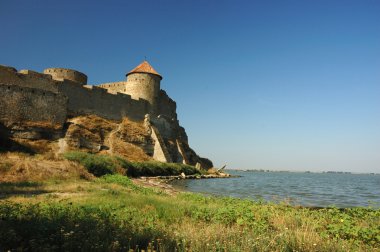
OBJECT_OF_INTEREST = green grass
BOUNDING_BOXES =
[124,160,200,177]
[63,152,118,176]
[0,174,379,251]
[63,151,200,177]
[99,174,162,195]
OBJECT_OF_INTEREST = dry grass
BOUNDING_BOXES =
[65,115,118,151]
[0,152,93,182]
[105,137,152,162]
[98,117,153,161]
[64,115,153,162]
[21,121,63,130]
[119,118,150,139]
[12,139,54,154]
[69,115,118,133]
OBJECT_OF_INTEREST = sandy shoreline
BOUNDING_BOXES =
[132,177,181,195]
[132,173,235,195]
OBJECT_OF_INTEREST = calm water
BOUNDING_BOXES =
[171,170,380,208]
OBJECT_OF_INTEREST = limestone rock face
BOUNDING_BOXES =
[60,116,154,161]
[0,114,213,169]
[149,115,213,169]
[64,118,108,152]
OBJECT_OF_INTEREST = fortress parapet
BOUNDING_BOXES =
[43,68,87,85]
[19,70,52,81]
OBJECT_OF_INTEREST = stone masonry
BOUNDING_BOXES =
[0,61,213,169]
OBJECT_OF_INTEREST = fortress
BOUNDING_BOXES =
[0,61,212,169]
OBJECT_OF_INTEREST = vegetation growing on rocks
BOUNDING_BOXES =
[63,151,200,177]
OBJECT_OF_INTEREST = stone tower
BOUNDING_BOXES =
[126,61,162,114]
[43,68,87,85]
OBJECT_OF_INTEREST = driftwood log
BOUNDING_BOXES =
[217,165,227,172]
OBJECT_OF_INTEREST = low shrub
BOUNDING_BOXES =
[0,201,174,251]
[123,161,199,177]
[63,152,117,177]
[99,174,160,195]
[64,152,200,177]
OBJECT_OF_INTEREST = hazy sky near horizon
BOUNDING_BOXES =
[1,0,379,173]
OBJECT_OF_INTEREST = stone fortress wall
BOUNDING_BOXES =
[0,65,149,122]
[0,84,67,129]
[56,81,148,121]
[124,73,161,109]
[98,61,174,118]
[0,63,177,124]
[157,90,177,122]
[0,62,213,168]
[44,68,87,85]
[99,74,162,115]
[0,66,59,93]
[98,81,128,94]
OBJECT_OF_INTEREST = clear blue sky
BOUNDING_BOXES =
[1,0,379,173]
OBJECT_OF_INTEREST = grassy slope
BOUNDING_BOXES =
[0,174,379,252]
[63,151,201,177]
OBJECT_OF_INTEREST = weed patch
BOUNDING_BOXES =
[64,152,118,176]
[64,151,200,177]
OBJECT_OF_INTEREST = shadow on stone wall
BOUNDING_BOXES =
[0,124,35,154]
[0,139,36,154]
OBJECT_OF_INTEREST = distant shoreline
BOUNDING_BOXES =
[228,169,380,175]
[167,170,380,209]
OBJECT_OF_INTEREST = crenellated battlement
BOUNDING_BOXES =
[0,83,60,97]
[0,65,17,73]
[97,61,162,115]
[0,65,59,93]
[18,69,53,81]
[0,65,85,87]
[98,81,128,95]
[91,85,108,93]
[116,92,132,99]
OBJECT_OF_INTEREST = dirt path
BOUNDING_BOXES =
[132,177,181,195]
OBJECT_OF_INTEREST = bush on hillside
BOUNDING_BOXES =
[64,152,117,177]
[64,152,200,177]
[122,161,199,177]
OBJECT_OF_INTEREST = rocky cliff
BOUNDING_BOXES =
[0,115,213,169]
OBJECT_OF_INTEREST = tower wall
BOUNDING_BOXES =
[0,65,58,93]
[98,81,128,94]
[44,68,87,85]
[0,84,68,130]
[57,82,149,121]
[125,73,160,112]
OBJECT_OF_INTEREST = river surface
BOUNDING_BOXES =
[171,170,380,208]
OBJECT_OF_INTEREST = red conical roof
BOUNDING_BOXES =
[126,61,162,79]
